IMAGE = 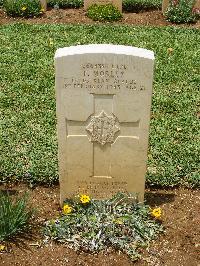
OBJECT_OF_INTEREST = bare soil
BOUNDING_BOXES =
[0,7,199,28]
[0,184,199,266]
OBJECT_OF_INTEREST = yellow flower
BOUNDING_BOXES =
[40,8,45,13]
[80,194,90,204]
[0,245,5,252]
[167,47,173,54]
[151,207,162,219]
[21,6,27,11]
[114,218,124,225]
[49,38,53,46]
[63,204,72,215]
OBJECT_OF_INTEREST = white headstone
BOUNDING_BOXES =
[55,44,154,204]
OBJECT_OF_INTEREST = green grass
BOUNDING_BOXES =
[0,24,199,187]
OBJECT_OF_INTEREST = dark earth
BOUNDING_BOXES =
[0,7,199,28]
[0,184,199,266]
[0,7,199,265]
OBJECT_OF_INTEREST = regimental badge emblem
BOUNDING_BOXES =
[86,110,120,145]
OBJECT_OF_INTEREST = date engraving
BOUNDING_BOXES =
[63,63,146,93]
[76,180,128,198]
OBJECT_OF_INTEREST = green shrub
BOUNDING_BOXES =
[0,191,33,241]
[44,193,163,261]
[46,0,162,11]
[3,0,43,17]
[165,0,200,23]
[123,0,161,12]
[47,0,83,8]
[87,4,122,22]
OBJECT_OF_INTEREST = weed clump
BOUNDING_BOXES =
[87,4,122,22]
[44,193,163,261]
[3,0,43,17]
[165,0,200,23]
[0,191,33,241]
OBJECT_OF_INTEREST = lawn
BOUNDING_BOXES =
[0,23,199,187]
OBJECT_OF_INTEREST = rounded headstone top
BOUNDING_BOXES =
[55,44,154,60]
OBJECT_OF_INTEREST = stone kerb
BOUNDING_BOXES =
[55,44,154,204]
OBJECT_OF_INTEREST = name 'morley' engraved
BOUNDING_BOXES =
[63,62,146,93]
[86,110,120,145]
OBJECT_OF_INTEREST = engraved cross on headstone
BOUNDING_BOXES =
[55,44,154,203]
[66,93,140,179]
